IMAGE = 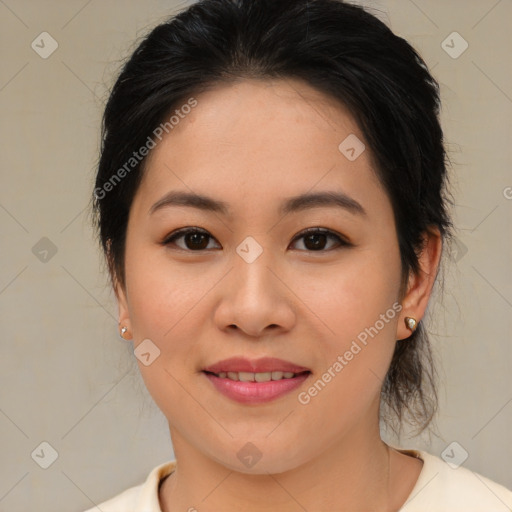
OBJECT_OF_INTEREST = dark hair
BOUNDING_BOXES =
[90,0,454,435]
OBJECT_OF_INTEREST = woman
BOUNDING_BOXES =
[86,0,512,510]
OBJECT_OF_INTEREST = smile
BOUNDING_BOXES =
[203,370,311,404]
[207,370,302,381]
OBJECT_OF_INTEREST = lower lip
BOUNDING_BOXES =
[203,372,310,404]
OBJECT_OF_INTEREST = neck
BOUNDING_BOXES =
[158,418,417,512]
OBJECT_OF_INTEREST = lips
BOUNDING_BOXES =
[203,356,310,374]
[202,357,311,404]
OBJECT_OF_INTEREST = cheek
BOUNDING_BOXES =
[125,243,207,337]
[295,281,399,428]
[126,258,207,416]
[124,251,222,411]
[296,247,401,339]
[295,251,401,402]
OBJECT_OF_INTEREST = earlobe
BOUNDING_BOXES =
[404,316,418,332]
[119,325,131,340]
[396,227,443,341]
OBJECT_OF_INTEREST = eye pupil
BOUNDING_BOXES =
[186,232,208,250]
[305,233,327,250]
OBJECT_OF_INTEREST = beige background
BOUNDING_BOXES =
[0,0,511,510]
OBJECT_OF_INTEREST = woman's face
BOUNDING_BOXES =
[116,78,416,473]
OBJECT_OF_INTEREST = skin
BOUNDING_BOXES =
[114,78,442,512]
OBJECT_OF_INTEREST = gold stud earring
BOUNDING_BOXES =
[405,317,417,332]
[119,326,129,340]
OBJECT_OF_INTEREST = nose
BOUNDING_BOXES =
[213,243,296,339]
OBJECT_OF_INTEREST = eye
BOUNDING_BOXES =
[161,227,351,252]
[289,227,350,252]
[162,227,220,251]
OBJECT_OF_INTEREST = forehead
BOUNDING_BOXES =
[132,78,387,221]
[164,77,361,150]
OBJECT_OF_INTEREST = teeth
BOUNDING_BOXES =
[254,372,272,382]
[215,371,300,381]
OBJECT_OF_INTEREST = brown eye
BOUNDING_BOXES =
[163,228,220,251]
[162,227,350,253]
[290,228,350,252]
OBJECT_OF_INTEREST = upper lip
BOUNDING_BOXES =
[203,357,310,374]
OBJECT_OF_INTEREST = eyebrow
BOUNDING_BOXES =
[148,190,366,217]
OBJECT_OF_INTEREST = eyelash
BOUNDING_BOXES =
[161,227,351,253]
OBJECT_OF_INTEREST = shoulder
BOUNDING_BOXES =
[81,460,177,512]
[82,484,142,512]
[399,449,512,512]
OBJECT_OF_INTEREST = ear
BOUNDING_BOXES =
[396,227,443,341]
[115,279,132,339]
[108,240,132,339]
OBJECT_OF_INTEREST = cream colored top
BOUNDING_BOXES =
[83,449,512,511]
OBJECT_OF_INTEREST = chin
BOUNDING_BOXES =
[206,437,310,476]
